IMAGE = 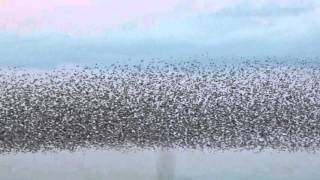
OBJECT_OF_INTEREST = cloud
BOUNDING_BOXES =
[0,0,246,34]
[0,0,318,35]
[0,0,177,34]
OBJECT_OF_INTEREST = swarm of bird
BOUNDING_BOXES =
[0,59,319,153]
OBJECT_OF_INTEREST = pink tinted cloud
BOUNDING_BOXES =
[0,0,307,34]
[251,0,306,8]
[0,0,184,34]
[189,0,241,14]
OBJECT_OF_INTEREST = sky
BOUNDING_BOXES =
[0,0,320,68]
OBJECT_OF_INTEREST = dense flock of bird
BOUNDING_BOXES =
[0,60,319,153]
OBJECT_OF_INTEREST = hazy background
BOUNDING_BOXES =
[0,0,320,68]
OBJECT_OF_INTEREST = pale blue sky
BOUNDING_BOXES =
[0,0,319,68]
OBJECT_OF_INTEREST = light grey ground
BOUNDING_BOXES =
[1,149,320,180]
